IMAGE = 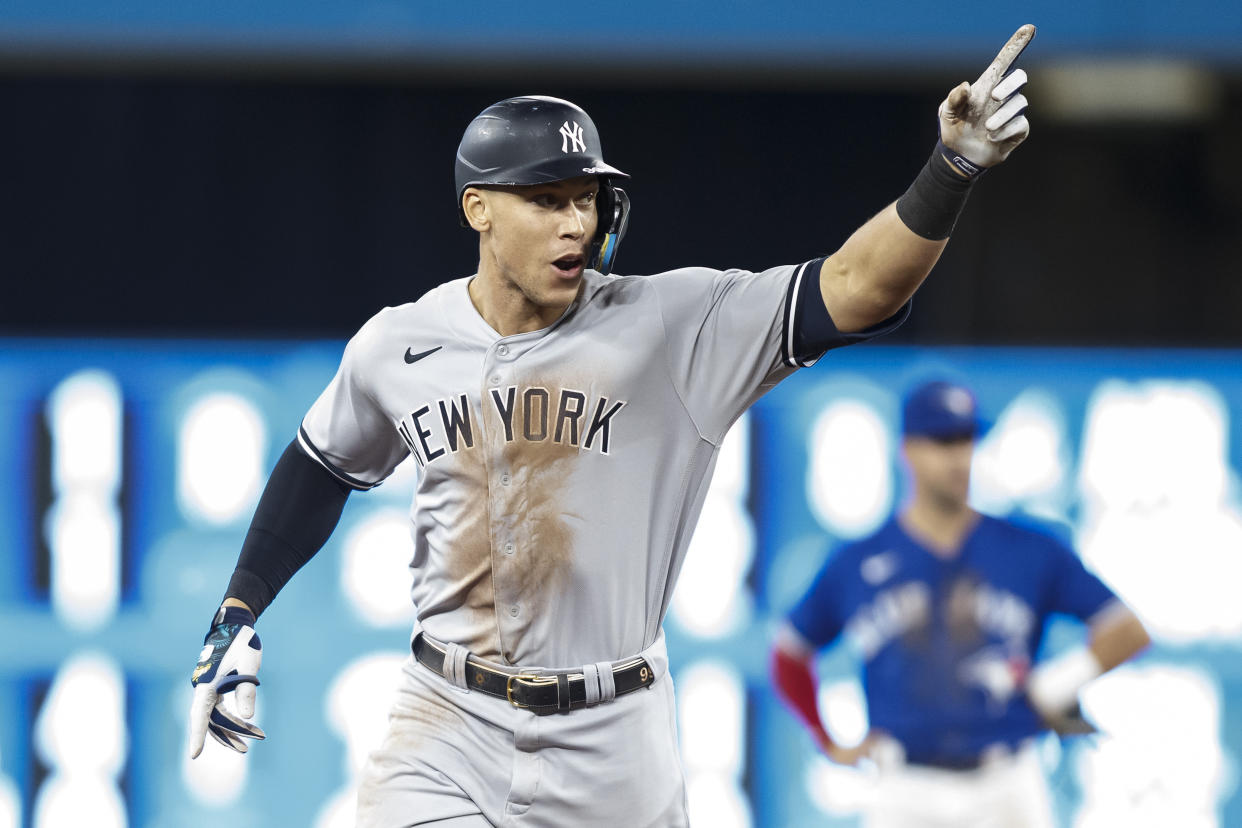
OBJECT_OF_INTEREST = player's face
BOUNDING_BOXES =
[903,434,975,510]
[475,177,600,311]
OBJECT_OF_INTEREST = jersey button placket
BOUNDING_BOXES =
[488,338,517,385]
[487,338,527,660]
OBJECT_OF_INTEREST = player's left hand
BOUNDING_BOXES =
[938,24,1036,172]
[188,604,266,758]
[1040,701,1100,737]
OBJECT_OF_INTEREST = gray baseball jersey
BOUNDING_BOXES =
[300,261,894,668]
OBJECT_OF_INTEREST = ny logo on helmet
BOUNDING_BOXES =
[559,121,586,153]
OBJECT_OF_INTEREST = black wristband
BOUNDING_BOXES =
[209,604,256,630]
[895,142,980,241]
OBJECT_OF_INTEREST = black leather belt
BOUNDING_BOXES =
[412,633,655,714]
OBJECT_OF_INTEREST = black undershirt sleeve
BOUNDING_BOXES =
[224,439,352,617]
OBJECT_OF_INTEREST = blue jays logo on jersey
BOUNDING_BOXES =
[395,385,627,468]
[845,572,1037,664]
[845,582,931,659]
[958,644,1031,712]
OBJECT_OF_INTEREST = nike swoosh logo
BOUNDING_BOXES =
[405,346,442,364]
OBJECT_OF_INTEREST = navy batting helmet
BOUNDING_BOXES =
[455,95,631,274]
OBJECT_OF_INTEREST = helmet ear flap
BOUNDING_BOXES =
[590,184,630,275]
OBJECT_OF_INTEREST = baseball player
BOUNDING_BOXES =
[188,26,1039,827]
[770,379,1152,827]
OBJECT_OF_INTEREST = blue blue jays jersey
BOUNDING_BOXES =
[787,514,1116,763]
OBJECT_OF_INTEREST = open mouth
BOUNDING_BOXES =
[552,255,585,277]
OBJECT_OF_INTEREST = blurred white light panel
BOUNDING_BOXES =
[1079,380,1227,509]
[45,493,121,630]
[341,510,418,628]
[1078,506,1242,642]
[182,748,248,808]
[710,412,750,496]
[177,392,267,525]
[686,774,752,828]
[1075,664,1228,827]
[180,682,248,806]
[678,661,745,774]
[34,653,127,773]
[33,653,127,828]
[47,370,122,492]
[1076,381,1242,641]
[971,389,1069,519]
[804,755,875,818]
[817,679,868,747]
[672,416,754,638]
[315,791,355,828]
[672,498,754,637]
[315,653,407,828]
[678,662,752,828]
[45,371,123,631]
[807,400,892,539]
[33,777,127,828]
[0,768,18,828]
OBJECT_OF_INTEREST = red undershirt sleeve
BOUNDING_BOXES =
[770,647,832,746]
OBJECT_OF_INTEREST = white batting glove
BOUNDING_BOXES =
[188,605,266,758]
[938,24,1036,174]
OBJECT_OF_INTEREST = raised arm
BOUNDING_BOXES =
[820,24,1036,333]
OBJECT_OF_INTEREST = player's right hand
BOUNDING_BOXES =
[938,24,1036,172]
[188,604,266,758]
[818,729,887,767]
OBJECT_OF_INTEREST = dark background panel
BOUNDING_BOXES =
[1,69,1240,344]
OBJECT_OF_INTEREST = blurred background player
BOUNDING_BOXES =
[770,378,1151,827]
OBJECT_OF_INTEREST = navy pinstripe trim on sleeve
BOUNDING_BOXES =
[296,426,381,491]
[782,258,833,368]
[781,261,809,368]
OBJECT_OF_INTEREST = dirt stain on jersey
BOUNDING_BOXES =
[437,446,501,657]
[503,438,579,604]
[490,373,588,646]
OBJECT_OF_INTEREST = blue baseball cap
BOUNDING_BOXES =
[901,380,987,439]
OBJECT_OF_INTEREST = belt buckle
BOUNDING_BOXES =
[505,672,556,709]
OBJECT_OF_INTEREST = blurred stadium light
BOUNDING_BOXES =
[177,392,267,526]
[671,414,754,638]
[45,371,122,631]
[679,660,752,828]
[1037,59,1224,123]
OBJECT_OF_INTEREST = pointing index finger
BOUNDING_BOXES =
[976,24,1036,89]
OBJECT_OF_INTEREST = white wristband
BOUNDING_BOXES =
[1026,647,1103,717]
